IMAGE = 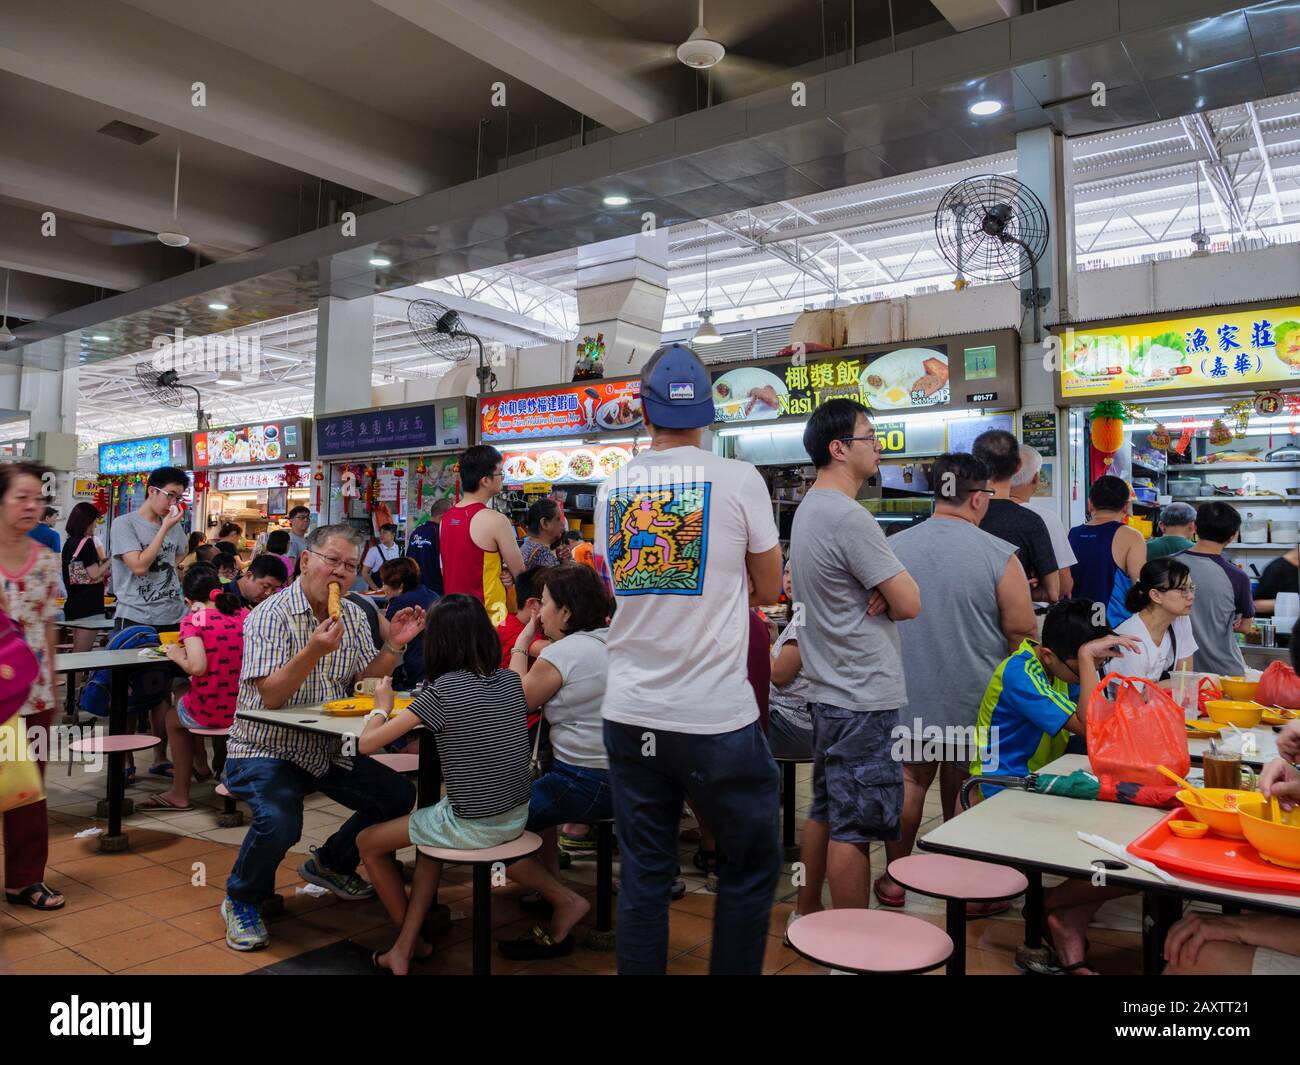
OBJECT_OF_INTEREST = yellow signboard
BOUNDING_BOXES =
[72,477,98,499]
[1058,305,1300,399]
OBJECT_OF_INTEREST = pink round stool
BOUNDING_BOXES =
[188,727,230,736]
[417,832,543,976]
[371,752,419,774]
[68,734,161,852]
[785,908,953,975]
[888,854,1028,976]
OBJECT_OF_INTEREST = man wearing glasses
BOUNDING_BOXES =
[220,523,427,952]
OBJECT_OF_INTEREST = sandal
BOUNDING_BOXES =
[369,951,392,975]
[873,876,906,909]
[137,796,194,811]
[966,899,1011,918]
[498,926,574,961]
[6,882,66,911]
[517,892,554,916]
[148,762,174,779]
[124,765,137,786]
[193,768,214,783]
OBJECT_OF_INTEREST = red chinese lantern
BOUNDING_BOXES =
[93,487,109,516]
[314,468,324,512]
[282,463,302,488]
[192,470,209,495]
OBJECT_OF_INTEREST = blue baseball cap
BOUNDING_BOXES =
[640,343,714,429]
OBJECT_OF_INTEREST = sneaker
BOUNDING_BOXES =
[783,910,802,946]
[558,829,597,852]
[298,846,376,900]
[222,897,269,951]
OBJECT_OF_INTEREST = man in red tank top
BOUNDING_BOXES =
[440,445,526,627]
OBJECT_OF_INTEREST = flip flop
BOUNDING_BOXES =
[369,951,392,975]
[148,762,174,779]
[137,796,194,811]
[193,769,214,783]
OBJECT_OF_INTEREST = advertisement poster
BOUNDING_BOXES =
[480,379,642,443]
[194,419,306,468]
[500,444,634,485]
[1022,411,1058,457]
[712,346,949,426]
[1059,305,1300,398]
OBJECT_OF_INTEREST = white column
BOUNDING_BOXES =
[313,295,374,525]
[575,231,669,375]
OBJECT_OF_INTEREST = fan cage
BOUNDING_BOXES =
[934,175,1050,284]
[407,298,475,364]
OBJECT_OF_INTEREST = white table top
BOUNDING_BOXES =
[54,647,164,673]
[1188,727,1280,768]
[919,754,1300,914]
[236,696,419,739]
[58,616,116,630]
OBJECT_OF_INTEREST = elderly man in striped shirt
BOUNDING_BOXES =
[219,524,428,952]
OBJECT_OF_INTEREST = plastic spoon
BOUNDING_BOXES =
[1156,764,1229,810]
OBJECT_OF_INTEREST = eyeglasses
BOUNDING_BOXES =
[307,549,359,576]
[1159,583,1196,596]
[974,488,997,496]
[839,434,879,446]
[151,486,184,503]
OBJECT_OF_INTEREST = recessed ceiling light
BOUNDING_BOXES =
[369,257,392,267]
[208,302,228,311]
[602,194,630,207]
[92,334,110,342]
[969,99,1002,117]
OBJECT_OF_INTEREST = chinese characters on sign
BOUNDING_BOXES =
[193,419,306,468]
[317,404,438,457]
[480,380,642,443]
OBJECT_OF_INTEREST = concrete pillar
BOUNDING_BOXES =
[0,334,80,519]
[314,295,375,415]
[575,231,668,376]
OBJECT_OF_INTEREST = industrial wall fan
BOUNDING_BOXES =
[134,362,210,431]
[934,175,1051,340]
[406,298,492,392]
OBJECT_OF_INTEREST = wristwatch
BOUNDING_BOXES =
[365,708,389,725]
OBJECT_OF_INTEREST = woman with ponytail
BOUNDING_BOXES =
[140,564,249,811]
[1109,557,1198,682]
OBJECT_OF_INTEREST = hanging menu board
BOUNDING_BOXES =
[194,418,309,469]
[480,379,642,444]
[98,434,190,475]
[316,404,439,458]
[709,329,1019,427]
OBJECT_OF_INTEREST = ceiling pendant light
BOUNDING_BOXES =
[0,270,14,345]
[692,227,722,346]
[158,145,191,248]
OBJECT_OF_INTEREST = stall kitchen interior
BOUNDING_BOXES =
[3,0,1300,1029]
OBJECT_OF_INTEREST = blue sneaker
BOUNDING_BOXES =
[222,897,269,951]
[298,846,376,900]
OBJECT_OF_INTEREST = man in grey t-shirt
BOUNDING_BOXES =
[788,399,920,922]
[108,466,189,629]
[286,505,311,562]
[1177,502,1255,676]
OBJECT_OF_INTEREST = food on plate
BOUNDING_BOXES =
[744,385,781,417]
[327,582,341,622]
[1065,334,1129,376]
[713,368,787,420]
[1130,332,1188,379]
[597,447,629,477]
[265,441,281,460]
[264,425,279,440]
[910,357,949,399]
[714,381,732,400]
[860,349,949,409]
[597,396,642,429]
[1196,450,1261,463]
[1275,321,1300,366]
[537,451,566,481]
[567,449,596,480]
[503,454,538,480]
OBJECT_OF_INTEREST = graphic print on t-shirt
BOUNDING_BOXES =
[606,484,709,595]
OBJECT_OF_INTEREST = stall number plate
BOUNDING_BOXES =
[967,392,998,403]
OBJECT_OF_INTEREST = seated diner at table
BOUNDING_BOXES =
[217,523,426,953]
[1108,558,1197,682]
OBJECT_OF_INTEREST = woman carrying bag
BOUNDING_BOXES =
[62,501,112,653]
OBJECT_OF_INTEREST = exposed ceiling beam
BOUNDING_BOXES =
[371,0,677,132]
[1245,102,1285,226]
[0,0,471,201]
[928,0,1016,32]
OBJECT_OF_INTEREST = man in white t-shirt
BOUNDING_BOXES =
[362,523,401,590]
[595,343,783,976]
[1012,444,1075,603]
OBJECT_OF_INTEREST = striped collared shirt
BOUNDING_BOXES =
[227,580,378,777]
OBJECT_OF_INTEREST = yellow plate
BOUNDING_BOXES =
[1263,709,1296,727]
[323,695,413,716]
[1186,720,1227,735]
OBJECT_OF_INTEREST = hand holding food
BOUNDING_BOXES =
[327,581,342,621]
[308,616,344,657]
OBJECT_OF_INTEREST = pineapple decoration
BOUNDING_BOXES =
[1224,398,1253,440]
[1147,423,1172,450]
[1088,401,1129,460]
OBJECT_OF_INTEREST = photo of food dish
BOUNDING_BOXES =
[503,454,539,481]
[566,449,597,480]
[859,348,949,409]
[595,395,643,431]
[265,441,281,460]
[536,451,567,481]
[1275,321,1300,367]
[712,367,788,422]
[219,431,237,463]
[233,438,251,464]
[596,447,630,478]
[1064,333,1129,378]
[264,424,279,441]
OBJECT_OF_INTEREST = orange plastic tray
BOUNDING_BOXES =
[1128,810,1300,894]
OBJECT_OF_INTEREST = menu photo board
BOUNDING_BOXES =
[317,403,438,458]
[710,329,1020,427]
[1056,302,1300,400]
[480,378,642,444]
[194,418,309,469]
[500,443,635,485]
[98,433,190,475]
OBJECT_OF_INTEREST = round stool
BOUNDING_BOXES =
[586,819,617,951]
[371,752,420,774]
[418,832,543,976]
[213,782,244,828]
[189,725,231,785]
[774,757,813,860]
[68,734,161,852]
[887,854,1028,976]
[785,908,953,975]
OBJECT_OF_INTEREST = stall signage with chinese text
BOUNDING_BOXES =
[1059,305,1300,398]
[317,405,438,457]
[480,379,642,443]
[98,434,189,475]
[194,418,307,468]
[216,468,288,492]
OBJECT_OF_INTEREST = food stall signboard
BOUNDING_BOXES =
[480,379,642,444]
[216,469,291,491]
[500,444,634,484]
[317,405,437,458]
[1058,304,1300,398]
[194,418,308,469]
[99,434,190,475]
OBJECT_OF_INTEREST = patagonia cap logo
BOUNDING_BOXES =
[668,382,695,401]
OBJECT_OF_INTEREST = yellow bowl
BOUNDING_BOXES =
[1239,803,1300,868]
[1219,677,1260,701]
[1176,789,1265,839]
[1204,699,1264,728]
[1168,820,1209,839]
[157,631,180,645]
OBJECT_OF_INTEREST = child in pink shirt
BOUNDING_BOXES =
[142,564,248,812]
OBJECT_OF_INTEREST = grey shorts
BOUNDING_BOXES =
[809,704,903,844]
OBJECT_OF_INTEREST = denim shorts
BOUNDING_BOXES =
[527,758,613,832]
[175,696,202,730]
[809,704,903,844]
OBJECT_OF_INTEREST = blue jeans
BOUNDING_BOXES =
[223,756,415,905]
[603,719,780,975]
[527,759,613,831]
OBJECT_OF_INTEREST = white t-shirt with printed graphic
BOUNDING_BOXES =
[594,445,779,735]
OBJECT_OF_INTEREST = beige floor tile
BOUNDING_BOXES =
[76,921,204,972]
[119,942,262,975]
[8,948,111,975]
[94,864,193,900]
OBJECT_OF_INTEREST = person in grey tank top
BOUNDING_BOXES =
[873,453,1037,910]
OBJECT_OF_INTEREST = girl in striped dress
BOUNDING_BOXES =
[356,594,532,975]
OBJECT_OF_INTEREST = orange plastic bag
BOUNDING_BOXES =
[1196,676,1223,716]
[1258,660,1300,709]
[1087,673,1190,787]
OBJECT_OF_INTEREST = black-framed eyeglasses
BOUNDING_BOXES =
[307,549,359,576]
[151,486,184,503]
[974,488,997,496]
[839,434,879,446]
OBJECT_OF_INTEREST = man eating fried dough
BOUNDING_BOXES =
[219,523,427,953]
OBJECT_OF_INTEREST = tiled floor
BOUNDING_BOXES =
[2,745,1144,975]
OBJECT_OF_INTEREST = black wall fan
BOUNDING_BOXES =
[407,298,492,392]
[134,362,210,431]
[934,175,1051,340]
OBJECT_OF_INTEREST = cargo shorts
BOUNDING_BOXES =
[808,704,903,844]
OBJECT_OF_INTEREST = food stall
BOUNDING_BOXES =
[95,433,192,537]
[478,377,643,541]
[1056,301,1300,643]
[708,328,1023,542]
[314,398,474,545]
[191,418,312,553]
